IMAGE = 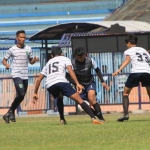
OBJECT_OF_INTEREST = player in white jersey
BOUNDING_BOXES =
[33,47,103,125]
[112,34,150,122]
[2,30,39,123]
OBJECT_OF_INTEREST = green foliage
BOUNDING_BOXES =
[0,114,150,150]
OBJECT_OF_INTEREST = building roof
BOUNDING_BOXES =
[29,21,150,41]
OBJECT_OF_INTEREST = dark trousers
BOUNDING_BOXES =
[9,77,28,113]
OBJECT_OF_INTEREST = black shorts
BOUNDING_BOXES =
[125,73,150,88]
[47,82,76,98]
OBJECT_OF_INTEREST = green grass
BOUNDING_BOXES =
[0,114,150,150]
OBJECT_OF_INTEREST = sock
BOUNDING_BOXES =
[80,102,95,119]
[57,97,65,120]
[92,103,103,118]
[123,95,129,115]
[90,108,97,116]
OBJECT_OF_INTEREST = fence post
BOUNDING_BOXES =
[138,83,142,110]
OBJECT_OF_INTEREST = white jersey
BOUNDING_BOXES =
[4,45,33,79]
[124,47,150,73]
[41,56,72,89]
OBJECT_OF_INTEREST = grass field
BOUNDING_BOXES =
[0,114,150,150]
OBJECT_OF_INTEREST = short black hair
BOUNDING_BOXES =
[74,47,85,56]
[51,47,62,57]
[125,34,138,45]
[16,30,26,36]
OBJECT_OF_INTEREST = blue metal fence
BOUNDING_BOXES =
[0,46,148,110]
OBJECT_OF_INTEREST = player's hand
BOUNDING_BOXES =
[33,93,38,104]
[5,64,10,70]
[76,84,84,94]
[102,82,109,90]
[112,70,120,76]
[34,56,39,62]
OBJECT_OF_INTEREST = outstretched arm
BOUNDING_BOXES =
[95,67,109,90]
[33,74,45,103]
[112,55,131,76]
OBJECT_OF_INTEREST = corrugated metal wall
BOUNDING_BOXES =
[0,47,149,110]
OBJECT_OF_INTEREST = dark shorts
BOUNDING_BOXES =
[125,73,150,88]
[47,82,76,98]
[80,82,96,100]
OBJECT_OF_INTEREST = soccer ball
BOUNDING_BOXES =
[78,100,90,112]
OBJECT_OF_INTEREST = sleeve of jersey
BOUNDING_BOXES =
[41,65,47,77]
[4,49,12,59]
[146,51,150,62]
[91,58,98,69]
[28,47,33,59]
[124,50,130,57]
[66,58,72,67]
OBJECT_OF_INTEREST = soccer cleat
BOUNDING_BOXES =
[117,115,129,122]
[97,116,105,122]
[3,114,10,124]
[92,119,103,124]
[9,112,16,122]
[60,119,67,125]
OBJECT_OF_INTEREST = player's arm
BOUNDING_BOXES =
[112,55,131,76]
[95,67,109,90]
[2,58,10,70]
[2,49,12,70]
[33,74,45,103]
[66,72,75,85]
[67,65,83,93]
[28,48,39,64]
[95,67,104,83]
[29,56,39,64]
[91,58,109,90]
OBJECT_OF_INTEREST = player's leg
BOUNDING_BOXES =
[84,82,105,121]
[70,93,103,124]
[57,94,67,124]
[117,74,139,122]
[145,87,150,101]
[140,73,150,101]
[3,78,27,123]
[57,82,103,124]
[14,79,28,111]
[87,89,105,121]
[117,86,132,122]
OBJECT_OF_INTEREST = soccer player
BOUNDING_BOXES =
[112,34,150,122]
[33,47,103,125]
[63,47,109,122]
[2,30,39,123]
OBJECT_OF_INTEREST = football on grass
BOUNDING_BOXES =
[78,100,90,112]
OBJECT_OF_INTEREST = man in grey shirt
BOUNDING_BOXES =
[2,30,39,123]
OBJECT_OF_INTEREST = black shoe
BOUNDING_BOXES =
[9,112,16,122]
[96,115,105,122]
[3,114,10,124]
[118,115,129,122]
[96,113,105,122]
[99,116,105,122]
[60,119,67,125]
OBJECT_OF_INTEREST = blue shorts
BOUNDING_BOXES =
[47,82,76,98]
[125,73,150,88]
[80,82,96,101]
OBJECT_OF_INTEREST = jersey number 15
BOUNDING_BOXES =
[49,62,59,74]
